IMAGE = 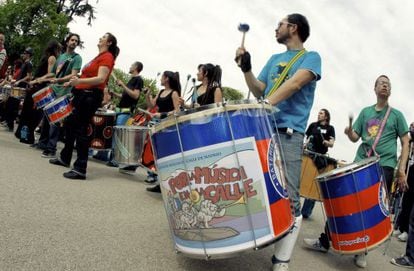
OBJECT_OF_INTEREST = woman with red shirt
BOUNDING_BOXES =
[50,33,119,180]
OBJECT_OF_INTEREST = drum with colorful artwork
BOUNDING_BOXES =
[43,95,72,124]
[150,101,294,259]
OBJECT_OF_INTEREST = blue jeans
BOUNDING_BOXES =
[301,198,316,218]
[278,132,304,217]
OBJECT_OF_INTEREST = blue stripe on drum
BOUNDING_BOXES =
[327,204,387,234]
[318,163,380,199]
[152,110,273,159]
[263,172,284,205]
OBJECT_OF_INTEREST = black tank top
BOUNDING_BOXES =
[156,89,176,113]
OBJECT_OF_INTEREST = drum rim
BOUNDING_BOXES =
[95,109,116,116]
[114,125,149,130]
[152,99,275,132]
[316,156,379,182]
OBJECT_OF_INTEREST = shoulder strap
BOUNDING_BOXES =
[266,49,306,98]
[367,105,392,157]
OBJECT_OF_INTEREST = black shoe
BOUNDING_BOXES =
[106,160,118,167]
[63,170,86,180]
[49,158,70,168]
[146,185,161,193]
[41,150,56,158]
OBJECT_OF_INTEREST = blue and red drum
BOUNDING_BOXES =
[316,156,392,254]
[43,95,72,124]
[88,110,116,150]
[150,101,294,258]
[32,86,56,109]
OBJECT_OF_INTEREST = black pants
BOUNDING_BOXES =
[395,165,414,233]
[16,88,43,144]
[59,90,103,174]
[5,96,20,130]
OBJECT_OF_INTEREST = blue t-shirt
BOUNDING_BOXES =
[258,50,321,133]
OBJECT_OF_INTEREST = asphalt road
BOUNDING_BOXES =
[0,127,407,271]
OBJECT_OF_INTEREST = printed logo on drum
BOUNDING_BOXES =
[267,136,288,199]
[378,178,390,217]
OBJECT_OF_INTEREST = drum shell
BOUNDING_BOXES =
[316,157,392,254]
[113,126,148,166]
[151,101,294,258]
[43,95,72,124]
[32,86,56,109]
[10,87,26,98]
[88,111,116,150]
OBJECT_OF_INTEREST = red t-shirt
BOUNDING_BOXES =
[75,51,114,91]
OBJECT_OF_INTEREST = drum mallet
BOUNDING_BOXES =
[236,23,250,66]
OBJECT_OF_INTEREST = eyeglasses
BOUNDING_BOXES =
[276,21,295,30]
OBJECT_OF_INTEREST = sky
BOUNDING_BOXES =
[69,0,414,162]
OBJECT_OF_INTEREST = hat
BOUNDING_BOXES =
[24,47,33,55]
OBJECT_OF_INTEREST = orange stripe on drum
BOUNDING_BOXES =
[269,197,294,238]
[256,139,270,173]
[330,217,392,254]
[323,182,380,217]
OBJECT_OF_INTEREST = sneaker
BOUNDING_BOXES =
[354,254,367,268]
[399,232,409,242]
[273,262,289,271]
[63,170,86,180]
[303,238,328,253]
[271,256,289,271]
[106,160,118,168]
[49,158,70,168]
[146,185,161,193]
[41,150,56,158]
[393,229,403,237]
[391,256,414,269]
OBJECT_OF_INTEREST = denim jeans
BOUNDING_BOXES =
[278,132,304,217]
[301,198,316,218]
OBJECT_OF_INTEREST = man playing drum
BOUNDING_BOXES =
[304,75,410,268]
[235,13,321,271]
[301,108,335,218]
[33,33,82,157]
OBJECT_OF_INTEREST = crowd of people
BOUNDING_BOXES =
[0,11,413,271]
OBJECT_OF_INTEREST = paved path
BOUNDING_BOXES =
[0,128,407,271]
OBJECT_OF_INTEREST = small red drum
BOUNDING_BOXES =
[316,156,392,254]
[43,95,72,124]
[32,86,56,108]
[88,110,116,150]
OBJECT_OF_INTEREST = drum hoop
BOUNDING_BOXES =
[316,156,379,182]
[153,100,275,132]
[114,125,149,130]
[95,109,116,116]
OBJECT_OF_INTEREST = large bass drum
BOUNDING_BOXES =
[150,101,294,259]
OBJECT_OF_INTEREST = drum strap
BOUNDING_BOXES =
[266,49,306,98]
[367,105,392,157]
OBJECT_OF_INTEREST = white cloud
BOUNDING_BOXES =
[69,0,414,162]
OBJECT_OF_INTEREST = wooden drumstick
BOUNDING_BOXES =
[237,23,250,66]
[137,107,153,116]
[348,113,353,128]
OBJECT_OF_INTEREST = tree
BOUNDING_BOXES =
[56,0,98,26]
[0,0,99,66]
[222,86,245,101]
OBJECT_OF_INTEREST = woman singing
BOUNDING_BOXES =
[49,33,119,180]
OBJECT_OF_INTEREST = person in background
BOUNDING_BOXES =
[301,108,335,218]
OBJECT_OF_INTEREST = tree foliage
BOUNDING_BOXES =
[222,86,245,101]
[0,0,98,66]
[56,0,98,26]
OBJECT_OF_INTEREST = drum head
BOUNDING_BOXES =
[153,100,275,132]
[316,156,379,182]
